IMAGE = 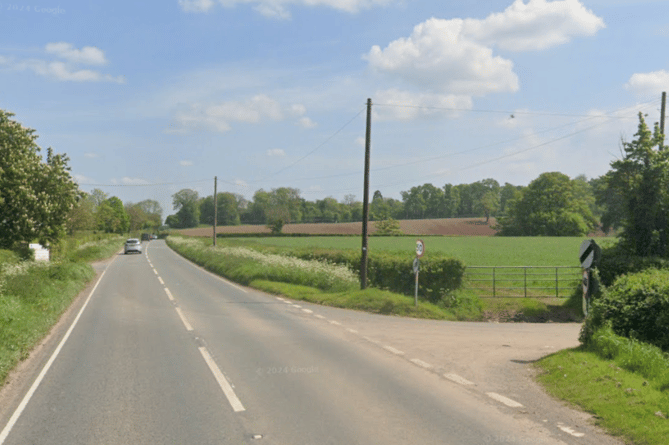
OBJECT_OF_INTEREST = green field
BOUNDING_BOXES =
[229,236,611,267]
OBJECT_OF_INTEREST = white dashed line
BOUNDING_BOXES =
[175,307,194,331]
[557,423,585,438]
[292,305,302,309]
[158,277,165,285]
[276,297,285,301]
[443,373,475,386]
[486,392,523,408]
[328,320,341,326]
[383,345,405,356]
[198,347,245,413]
[410,358,433,370]
[153,268,159,275]
[346,328,358,334]
[164,288,174,301]
[301,309,313,314]
[314,314,326,319]
[362,336,380,345]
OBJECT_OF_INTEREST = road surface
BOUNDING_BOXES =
[0,240,623,444]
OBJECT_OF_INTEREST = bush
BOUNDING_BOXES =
[284,248,465,304]
[596,242,669,287]
[581,269,669,352]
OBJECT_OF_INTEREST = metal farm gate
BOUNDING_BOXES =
[464,266,582,298]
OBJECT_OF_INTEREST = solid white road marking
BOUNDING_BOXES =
[383,345,405,356]
[410,358,433,370]
[443,373,475,386]
[301,309,313,314]
[158,277,165,285]
[164,288,174,301]
[0,257,115,445]
[486,392,524,408]
[198,347,245,413]
[557,423,585,437]
[175,307,194,331]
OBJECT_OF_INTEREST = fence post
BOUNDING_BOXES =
[555,267,559,298]
[524,267,527,298]
[493,267,496,298]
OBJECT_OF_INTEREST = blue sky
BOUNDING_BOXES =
[2,0,668,216]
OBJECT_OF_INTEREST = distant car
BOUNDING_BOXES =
[141,233,151,241]
[124,238,142,254]
[150,234,158,240]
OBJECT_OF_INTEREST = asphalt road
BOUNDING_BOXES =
[0,240,623,445]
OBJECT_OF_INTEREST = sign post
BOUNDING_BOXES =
[579,239,601,316]
[414,240,425,307]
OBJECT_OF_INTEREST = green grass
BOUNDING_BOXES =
[0,260,95,386]
[167,235,484,321]
[225,236,595,266]
[536,345,669,445]
[0,234,123,387]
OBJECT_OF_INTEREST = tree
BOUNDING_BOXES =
[97,197,129,234]
[0,110,79,248]
[170,189,199,229]
[496,172,598,236]
[600,113,669,256]
[200,193,241,226]
[67,191,96,234]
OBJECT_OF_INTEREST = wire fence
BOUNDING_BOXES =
[464,266,582,298]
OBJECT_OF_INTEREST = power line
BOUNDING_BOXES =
[77,179,212,187]
[257,107,366,182]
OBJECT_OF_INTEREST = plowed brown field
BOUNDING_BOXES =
[179,217,499,237]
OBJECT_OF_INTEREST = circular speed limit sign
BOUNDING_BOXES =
[416,239,425,258]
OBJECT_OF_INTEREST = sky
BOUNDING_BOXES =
[2,0,669,218]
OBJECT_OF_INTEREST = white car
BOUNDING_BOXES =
[124,238,142,254]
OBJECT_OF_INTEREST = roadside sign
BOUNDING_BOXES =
[413,258,420,274]
[416,239,425,258]
[579,239,601,269]
[582,269,590,316]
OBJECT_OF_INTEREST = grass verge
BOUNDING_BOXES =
[0,261,95,387]
[535,328,669,445]
[0,234,124,388]
[167,235,483,321]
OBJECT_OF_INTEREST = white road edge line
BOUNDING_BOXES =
[164,288,175,301]
[0,257,115,445]
[175,307,194,331]
[383,345,405,356]
[486,392,524,408]
[557,423,585,438]
[410,358,433,370]
[198,347,245,412]
[443,373,475,386]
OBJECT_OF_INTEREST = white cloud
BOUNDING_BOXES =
[364,1,604,122]
[112,177,150,185]
[373,89,473,121]
[464,0,605,52]
[355,136,365,147]
[266,148,286,157]
[625,70,669,94]
[179,160,194,166]
[0,43,124,83]
[45,42,107,65]
[366,18,519,96]
[169,94,302,133]
[298,116,317,128]
[178,0,395,18]
[84,152,100,158]
[73,174,96,184]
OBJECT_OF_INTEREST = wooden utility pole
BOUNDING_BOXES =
[661,91,666,145]
[213,176,218,246]
[361,98,372,289]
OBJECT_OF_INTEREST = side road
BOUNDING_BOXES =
[266,296,625,445]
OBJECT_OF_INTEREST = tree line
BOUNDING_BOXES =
[2,108,667,251]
